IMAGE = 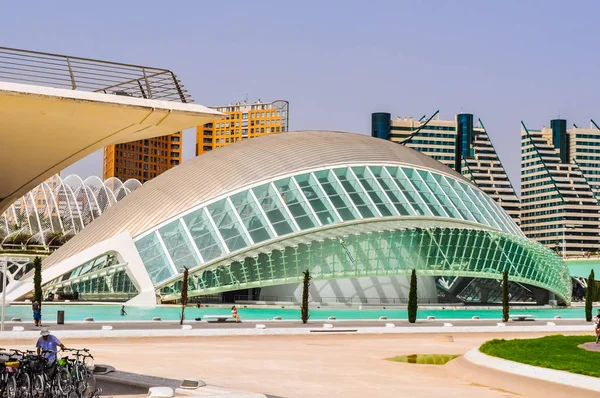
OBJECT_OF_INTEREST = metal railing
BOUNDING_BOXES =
[0,46,191,103]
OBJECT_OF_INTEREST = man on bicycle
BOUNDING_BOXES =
[595,309,600,339]
[36,328,66,363]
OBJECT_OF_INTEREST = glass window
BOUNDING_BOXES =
[252,183,296,236]
[273,178,319,230]
[351,166,395,217]
[397,168,443,217]
[454,182,498,228]
[158,220,201,272]
[431,173,476,222]
[135,232,175,284]
[313,170,359,221]
[368,166,413,215]
[293,173,339,225]
[207,199,251,252]
[334,168,378,218]
[182,208,226,262]
[229,191,274,243]
[416,169,460,218]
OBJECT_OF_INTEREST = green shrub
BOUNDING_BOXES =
[408,269,417,323]
[33,257,42,305]
[301,269,311,324]
[586,269,595,322]
[502,270,509,322]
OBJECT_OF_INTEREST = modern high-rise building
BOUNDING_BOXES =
[103,132,182,183]
[196,100,289,155]
[372,112,521,224]
[521,119,600,256]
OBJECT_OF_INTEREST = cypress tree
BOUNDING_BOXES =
[586,269,595,322]
[33,257,43,306]
[408,269,418,323]
[301,269,311,324]
[180,267,189,325]
[502,270,509,323]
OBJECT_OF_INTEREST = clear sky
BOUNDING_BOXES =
[3,0,599,195]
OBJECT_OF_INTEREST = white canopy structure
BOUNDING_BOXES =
[0,174,141,250]
[0,46,223,214]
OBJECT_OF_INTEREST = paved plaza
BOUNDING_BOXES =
[2,330,592,397]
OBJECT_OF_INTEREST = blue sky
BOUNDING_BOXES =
[3,0,599,194]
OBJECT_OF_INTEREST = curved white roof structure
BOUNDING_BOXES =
[44,130,480,267]
[0,82,222,214]
[5,131,571,306]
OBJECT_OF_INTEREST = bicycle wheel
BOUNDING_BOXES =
[16,372,31,398]
[81,370,97,398]
[31,374,44,398]
[56,368,72,396]
[5,376,16,398]
[0,378,7,398]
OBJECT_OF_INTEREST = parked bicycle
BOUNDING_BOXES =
[0,347,100,398]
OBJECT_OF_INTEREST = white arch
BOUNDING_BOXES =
[63,174,97,225]
[105,177,128,201]
[22,193,34,236]
[56,176,85,233]
[9,202,18,231]
[28,188,47,247]
[84,175,115,213]
[1,173,141,248]
[65,183,85,233]
[39,183,55,234]
[124,179,142,193]
[41,181,64,234]
[1,210,8,233]
[53,175,76,235]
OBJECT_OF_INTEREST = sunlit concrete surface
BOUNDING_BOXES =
[2,332,588,398]
[0,81,223,214]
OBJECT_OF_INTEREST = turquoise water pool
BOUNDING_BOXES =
[0,304,589,322]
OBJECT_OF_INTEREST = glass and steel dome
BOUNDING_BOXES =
[136,164,520,284]
[33,131,571,305]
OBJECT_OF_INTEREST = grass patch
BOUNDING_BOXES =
[386,354,459,365]
[480,335,600,377]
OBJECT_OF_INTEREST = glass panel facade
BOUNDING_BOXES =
[135,232,175,284]
[350,166,396,217]
[313,170,359,221]
[158,220,201,272]
[273,178,319,230]
[230,191,274,244]
[183,208,226,262]
[294,173,339,225]
[334,168,377,218]
[43,253,138,298]
[159,228,571,304]
[133,164,524,287]
[368,166,413,215]
[207,199,250,252]
[252,183,297,236]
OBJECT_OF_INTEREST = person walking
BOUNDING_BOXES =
[32,300,42,327]
[120,305,127,316]
[36,329,66,364]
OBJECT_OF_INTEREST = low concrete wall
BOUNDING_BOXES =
[447,348,600,397]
